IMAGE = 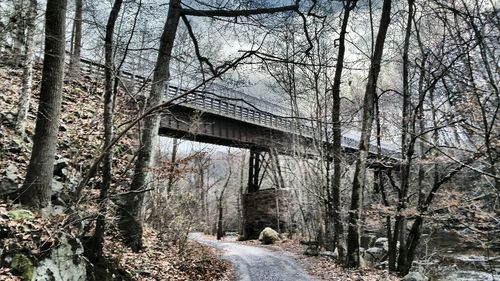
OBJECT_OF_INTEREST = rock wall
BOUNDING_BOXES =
[243,189,292,239]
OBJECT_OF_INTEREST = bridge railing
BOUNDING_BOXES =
[162,85,398,157]
[77,57,398,159]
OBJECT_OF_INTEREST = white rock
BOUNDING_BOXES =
[34,235,86,281]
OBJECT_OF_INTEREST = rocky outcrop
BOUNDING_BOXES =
[360,237,398,267]
[2,234,86,281]
[1,207,86,281]
[33,235,86,281]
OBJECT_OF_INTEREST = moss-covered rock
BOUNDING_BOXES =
[258,227,280,245]
[11,253,35,281]
[7,209,34,221]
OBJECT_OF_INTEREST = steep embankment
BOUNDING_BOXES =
[0,56,233,280]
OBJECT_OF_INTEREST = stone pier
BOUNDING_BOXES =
[242,189,291,239]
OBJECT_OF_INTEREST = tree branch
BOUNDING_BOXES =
[180,4,299,17]
[181,14,216,76]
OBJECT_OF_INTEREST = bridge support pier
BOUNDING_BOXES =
[242,148,293,239]
[247,148,264,193]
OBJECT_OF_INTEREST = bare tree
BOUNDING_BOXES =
[346,0,393,268]
[20,0,68,208]
[329,0,358,259]
[69,0,83,75]
[121,0,182,250]
[15,0,37,135]
[92,0,123,260]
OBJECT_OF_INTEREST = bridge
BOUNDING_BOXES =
[79,58,399,158]
[78,57,400,238]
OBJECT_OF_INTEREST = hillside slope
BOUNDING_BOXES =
[0,56,233,281]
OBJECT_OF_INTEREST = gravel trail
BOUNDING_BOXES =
[189,233,313,281]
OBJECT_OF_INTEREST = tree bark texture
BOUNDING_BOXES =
[12,1,25,65]
[166,138,178,194]
[119,0,181,251]
[15,0,37,135]
[346,0,392,268]
[69,0,83,75]
[20,0,68,209]
[216,201,224,240]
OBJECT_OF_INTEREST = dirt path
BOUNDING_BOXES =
[189,233,314,281]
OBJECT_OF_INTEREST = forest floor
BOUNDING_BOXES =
[195,234,399,281]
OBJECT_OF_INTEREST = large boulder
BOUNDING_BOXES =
[258,227,280,245]
[401,272,429,281]
[363,247,385,267]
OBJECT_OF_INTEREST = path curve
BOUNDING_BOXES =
[189,233,313,281]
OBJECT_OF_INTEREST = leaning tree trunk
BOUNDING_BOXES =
[346,0,392,268]
[15,0,37,135]
[91,0,123,260]
[119,0,181,251]
[330,0,357,259]
[69,0,83,75]
[20,0,67,209]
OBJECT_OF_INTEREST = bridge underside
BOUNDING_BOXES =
[159,105,311,155]
[159,104,397,167]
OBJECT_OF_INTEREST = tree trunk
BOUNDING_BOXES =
[69,0,83,75]
[119,0,181,251]
[166,138,178,194]
[391,0,415,272]
[346,0,392,268]
[92,0,123,260]
[330,0,357,259]
[217,157,231,240]
[15,0,37,135]
[216,199,224,240]
[20,0,68,209]
[238,154,246,237]
[12,1,25,66]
